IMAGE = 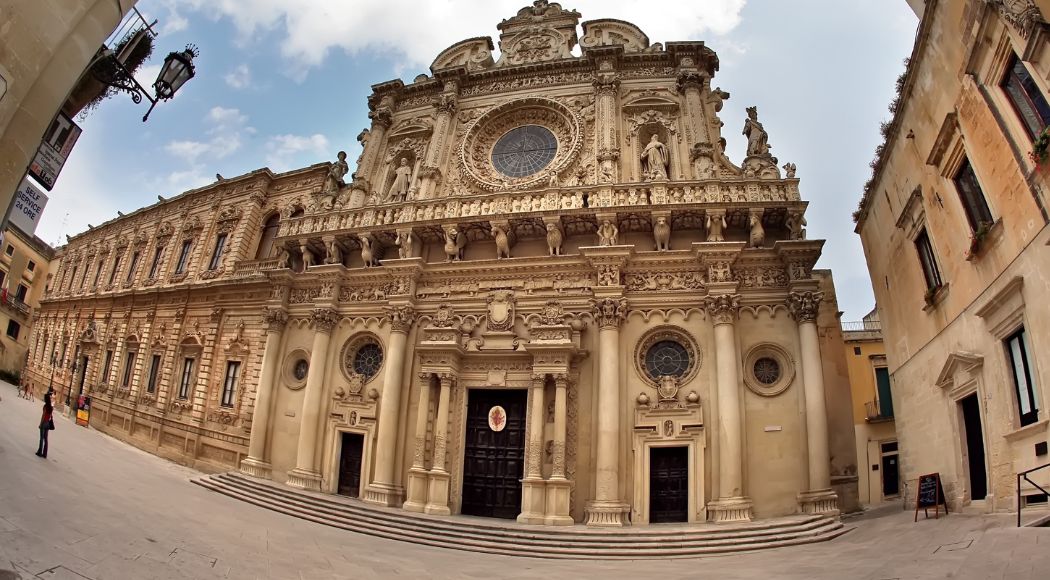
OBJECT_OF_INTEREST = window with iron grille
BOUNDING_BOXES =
[914,228,943,292]
[221,361,240,407]
[121,351,137,388]
[178,357,195,399]
[1007,326,1040,427]
[147,354,162,394]
[952,159,994,232]
[208,233,227,271]
[174,240,193,274]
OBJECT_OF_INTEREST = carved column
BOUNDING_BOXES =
[364,305,416,507]
[789,291,840,516]
[403,372,433,513]
[545,373,573,526]
[705,294,753,522]
[677,71,711,149]
[350,96,394,208]
[240,307,288,479]
[418,80,458,200]
[593,67,621,185]
[585,297,631,527]
[286,308,339,491]
[424,373,453,515]
[519,374,548,524]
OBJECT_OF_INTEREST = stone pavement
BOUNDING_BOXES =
[1,381,1047,579]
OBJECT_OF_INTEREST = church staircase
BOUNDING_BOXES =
[192,472,850,559]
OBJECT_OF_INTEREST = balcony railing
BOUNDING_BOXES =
[1,296,31,318]
[865,399,893,421]
[841,320,881,332]
[230,257,283,279]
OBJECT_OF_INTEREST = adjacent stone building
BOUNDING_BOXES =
[0,225,55,377]
[28,2,858,526]
[855,0,1050,512]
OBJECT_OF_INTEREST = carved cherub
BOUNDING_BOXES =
[748,214,765,248]
[546,223,564,256]
[492,224,511,259]
[395,230,414,259]
[444,227,467,262]
[597,219,618,246]
[653,216,671,251]
[705,213,727,242]
[360,234,378,267]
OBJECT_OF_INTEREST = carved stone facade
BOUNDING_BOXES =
[27,2,857,526]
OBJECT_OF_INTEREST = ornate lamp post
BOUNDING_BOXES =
[95,44,199,121]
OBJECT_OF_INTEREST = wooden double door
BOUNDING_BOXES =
[649,446,689,523]
[461,389,527,519]
[337,433,364,498]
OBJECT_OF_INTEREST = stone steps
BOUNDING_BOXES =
[192,472,850,559]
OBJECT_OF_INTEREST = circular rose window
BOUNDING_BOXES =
[341,334,385,384]
[743,344,795,397]
[634,327,702,386]
[352,343,383,379]
[753,357,781,385]
[491,125,557,178]
[645,340,690,380]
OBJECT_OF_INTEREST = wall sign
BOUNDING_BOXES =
[29,111,82,191]
[10,177,48,235]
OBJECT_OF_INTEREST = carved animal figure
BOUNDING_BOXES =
[653,217,671,251]
[749,214,765,248]
[546,223,564,256]
[444,228,467,262]
[492,225,511,259]
[360,234,378,267]
[300,245,315,270]
[395,230,414,259]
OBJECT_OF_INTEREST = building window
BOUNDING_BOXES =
[208,233,227,271]
[92,260,104,287]
[953,159,994,232]
[174,240,193,274]
[874,367,894,419]
[6,320,20,340]
[644,340,691,380]
[1001,56,1050,139]
[67,266,78,290]
[101,350,113,383]
[108,255,121,285]
[146,354,162,394]
[4,245,13,256]
[0,269,6,288]
[178,357,195,399]
[255,214,280,259]
[15,283,27,302]
[1007,326,1040,427]
[121,351,137,388]
[148,246,164,279]
[126,251,140,284]
[914,229,943,292]
[221,361,240,407]
[27,261,35,272]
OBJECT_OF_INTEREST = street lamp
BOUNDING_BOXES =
[95,44,199,122]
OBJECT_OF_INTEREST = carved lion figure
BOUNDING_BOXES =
[492,225,511,259]
[653,216,671,251]
[444,227,467,262]
[359,234,378,267]
[546,223,564,256]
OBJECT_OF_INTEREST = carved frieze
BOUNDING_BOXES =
[625,271,704,292]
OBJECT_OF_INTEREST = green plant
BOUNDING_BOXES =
[77,32,156,119]
[1030,126,1050,165]
[965,220,993,260]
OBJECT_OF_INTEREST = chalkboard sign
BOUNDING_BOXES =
[914,472,948,521]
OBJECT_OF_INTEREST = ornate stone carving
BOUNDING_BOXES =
[486,290,516,332]
[311,308,339,333]
[640,134,670,180]
[387,305,417,333]
[545,223,564,256]
[653,216,671,251]
[597,219,619,246]
[786,211,807,240]
[749,212,766,248]
[743,106,771,157]
[443,227,467,262]
[624,271,704,292]
[787,292,823,324]
[596,264,621,287]
[987,0,1044,38]
[359,234,379,267]
[431,304,457,328]
[395,230,414,259]
[537,300,565,326]
[733,267,787,288]
[492,224,511,259]
[704,294,741,325]
[590,297,628,329]
[263,308,289,331]
[706,212,727,242]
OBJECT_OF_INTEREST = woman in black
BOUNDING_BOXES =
[36,394,53,458]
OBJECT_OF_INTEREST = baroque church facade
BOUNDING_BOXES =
[27,2,858,526]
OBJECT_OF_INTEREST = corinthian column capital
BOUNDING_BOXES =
[310,308,339,333]
[704,294,741,325]
[787,292,823,324]
[386,305,418,333]
[590,297,629,329]
[262,307,289,332]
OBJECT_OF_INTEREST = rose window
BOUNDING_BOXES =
[491,125,558,178]
[644,340,690,380]
[753,357,781,385]
[352,343,383,379]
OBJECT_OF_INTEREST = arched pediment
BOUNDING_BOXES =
[388,118,433,140]
[431,37,494,73]
[622,89,680,113]
[580,18,650,52]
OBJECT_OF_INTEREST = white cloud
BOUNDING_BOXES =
[164,106,250,164]
[207,105,248,125]
[133,64,161,92]
[266,133,330,171]
[224,64,252,89]
[171,0,746,75]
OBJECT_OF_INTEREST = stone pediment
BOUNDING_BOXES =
[934,352,984,390]
[431,37,495,73]
[495,1,581,67]
[622,89,680,113]
[388,118,433,140]
[580,19,650,52]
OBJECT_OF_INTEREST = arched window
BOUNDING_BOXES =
[255,213,281,259]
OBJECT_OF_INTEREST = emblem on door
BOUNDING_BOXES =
[488,405,507,432]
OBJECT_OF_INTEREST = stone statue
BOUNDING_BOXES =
[322,151,349,204]
[749,214,765,248]
[324,239,342,265]
[653,217,671,251]
[705,213,726,242]
[275,246,290,269]
[640,133,669,180]
[492,225,511,259]
[395,230,414,259]
[387,157,413,202]
[782,162,796,178]
[360,234,378,267]
[300,244,315,270]
[546,223,564,256]
[786,212,807,240]
[444,227,467,262]
[743,106,771,157]
[597,219,619,246]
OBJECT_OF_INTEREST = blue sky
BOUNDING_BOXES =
[39,0,918,320]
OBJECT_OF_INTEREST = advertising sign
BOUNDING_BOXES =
[76,395,91,427]
[28,112,82,191]
[10,177,48,235]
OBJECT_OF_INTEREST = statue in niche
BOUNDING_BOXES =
[324,239,342,265]
[275,246,290,269]
[640,133,669,180]
[320,151,348,208]
[395,230,414,259]
[705,213,727,242]
[492,224,511,259]
[653,217,671,251]
[546,223,564,256]
[597,219,619,246]
[743,106,771,157]
[444,228,467,262]
[387,157,413,202]
[786,212,807,240]
[749,214,765,248]
[359,234,378,267]
[300,244,315,270]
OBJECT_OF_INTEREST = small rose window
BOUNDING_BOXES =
[352,343,383,379]
[753,357,781,385]
[644,340,690,381]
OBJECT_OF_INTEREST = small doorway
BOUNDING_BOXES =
[649,446,689,523]
[880,441,900,498]
[960,394,988,500]
[337,433,364,498]
[461,389,527,519]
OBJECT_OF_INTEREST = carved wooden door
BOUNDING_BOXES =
[649,446,689,523]
[338,432,364,498]
[461,389,527,519]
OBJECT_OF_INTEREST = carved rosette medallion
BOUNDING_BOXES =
[262,308,289,332]
[386,305,418,333]
[460,97,582,191]
[704,294,741,325]
[787,291,823,324]
[590,297,629,329]
[311,308,339,333]
[537,300,565,326]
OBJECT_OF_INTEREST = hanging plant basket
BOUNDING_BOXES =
[1029,126,1050,168]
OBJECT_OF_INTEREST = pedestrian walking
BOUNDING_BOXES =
[36,393,54,458]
